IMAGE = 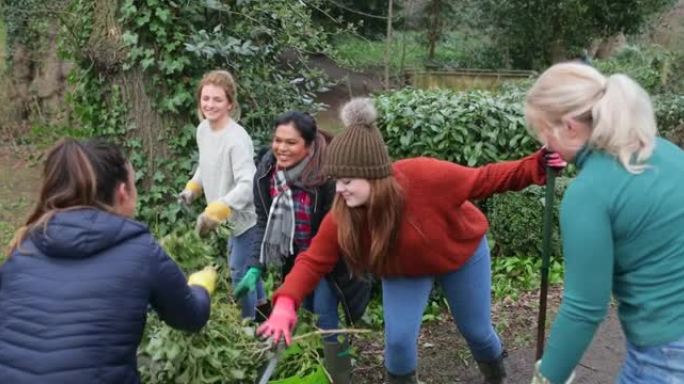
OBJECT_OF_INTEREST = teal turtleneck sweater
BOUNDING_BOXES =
[540,138,684,383]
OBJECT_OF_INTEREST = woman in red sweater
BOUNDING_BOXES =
[258,98,564,384]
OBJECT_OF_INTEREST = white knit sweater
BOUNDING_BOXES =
[190,119,257,236]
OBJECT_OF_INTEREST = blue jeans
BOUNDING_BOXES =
[303,277,341,343]
[229,226,266,319]
[617,334,684,383]
[382,237,502,375]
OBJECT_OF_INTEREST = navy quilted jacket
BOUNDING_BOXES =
[0,209,210,383]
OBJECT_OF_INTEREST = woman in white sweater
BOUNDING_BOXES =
[178,70,265,320]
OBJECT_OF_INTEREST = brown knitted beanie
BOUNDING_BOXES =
[323,98,392,179]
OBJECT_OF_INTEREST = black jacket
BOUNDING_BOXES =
[0,209,210,384]
[249,152,371,324]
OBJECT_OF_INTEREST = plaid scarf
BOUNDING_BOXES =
[260,154,311,266]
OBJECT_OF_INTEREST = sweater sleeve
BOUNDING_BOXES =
[407,151,546,204]
[464,150,546,200]
[218,138,256,210]
[149,242,211,332]
[273,212,341,307]
[190,167,202,187]
[190,126,203,186]
[540,182,614,383]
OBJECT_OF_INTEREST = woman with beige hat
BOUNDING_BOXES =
[258,97,565,383]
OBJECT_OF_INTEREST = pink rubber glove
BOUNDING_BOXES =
[257,296,298,345]
[540,148,567,170]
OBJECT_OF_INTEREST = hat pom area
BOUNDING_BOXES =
[340,98,377,129]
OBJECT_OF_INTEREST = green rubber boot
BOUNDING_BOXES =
[323,341,352,384]
[385,370,419,384]
[476,352,507,384]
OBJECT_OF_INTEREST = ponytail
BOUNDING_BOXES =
[591,74,656,173]
[525,62,657,174]
[7,138,129,255]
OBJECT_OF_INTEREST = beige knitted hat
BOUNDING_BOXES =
[323,98,392,179]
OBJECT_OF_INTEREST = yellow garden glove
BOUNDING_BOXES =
[531,360,575,384]
[178,181,202,205]
[196,201,232,237]
[187,266,218,295]
[204,201,232,222]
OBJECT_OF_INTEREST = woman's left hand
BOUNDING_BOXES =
[531,360,575,384]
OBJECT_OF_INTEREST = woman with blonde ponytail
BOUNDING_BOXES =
[257,98,566,384]
[0,139,215,383]
[526,62,684,384]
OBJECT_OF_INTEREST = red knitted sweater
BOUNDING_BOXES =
[274,151,547,306]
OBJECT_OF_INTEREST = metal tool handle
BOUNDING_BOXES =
[257,340,286,384]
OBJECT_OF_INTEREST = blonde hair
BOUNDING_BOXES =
[196,70,241,122]
[525,62,656,173]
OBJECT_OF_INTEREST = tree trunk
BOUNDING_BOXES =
[594,33,627,59]
[88,0,172,189]
[425,0,441,61]
[384,0,394,90]
[3,19,71,137]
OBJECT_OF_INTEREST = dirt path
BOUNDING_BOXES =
[437,310,625,384]
[309,54,385,132]
[355,287,626,383]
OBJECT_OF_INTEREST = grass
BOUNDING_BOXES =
[329,30,502,73]
[0,18,5,72]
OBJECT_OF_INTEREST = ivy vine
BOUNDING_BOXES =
[60,0,336,233]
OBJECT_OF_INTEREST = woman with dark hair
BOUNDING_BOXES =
[234,111,370,384]
[257,99,566,384]
[0,138,215,384]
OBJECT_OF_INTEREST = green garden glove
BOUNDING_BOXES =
[233,267,262,299]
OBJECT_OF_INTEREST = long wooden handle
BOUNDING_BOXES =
[536,168,556,360]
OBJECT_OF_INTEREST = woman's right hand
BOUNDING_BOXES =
[177,189,195,205]
[178,180,202,205]
[257,296,298,345]
[540,148,567,170]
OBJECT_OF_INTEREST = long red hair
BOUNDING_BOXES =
[333,176,404,275]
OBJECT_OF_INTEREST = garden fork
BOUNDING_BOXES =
[256,340,286,384]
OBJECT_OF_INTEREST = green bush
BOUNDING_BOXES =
[486,177,571,260]
[491,254,563,300]
[486,178,570,299]
[655,94,684,148]
[375,88,535,166]
[138,228,326,383]
[594,45,675,95]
